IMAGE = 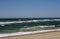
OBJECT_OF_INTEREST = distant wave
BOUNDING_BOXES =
[0,19,60,26]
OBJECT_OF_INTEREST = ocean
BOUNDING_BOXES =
[0,18,60,33]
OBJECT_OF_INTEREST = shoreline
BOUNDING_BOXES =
[0,29,60,38]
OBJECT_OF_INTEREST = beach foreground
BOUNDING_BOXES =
[1,31,60,39]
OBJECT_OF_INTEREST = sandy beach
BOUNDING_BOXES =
[0,31,60,39]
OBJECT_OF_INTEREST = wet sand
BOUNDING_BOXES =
[0,31,60,39]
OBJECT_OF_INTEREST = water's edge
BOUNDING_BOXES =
[0,29,60,38]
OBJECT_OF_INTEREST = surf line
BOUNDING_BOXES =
[0,29,60,37]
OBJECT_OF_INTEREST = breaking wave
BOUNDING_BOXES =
[0,19,60,25]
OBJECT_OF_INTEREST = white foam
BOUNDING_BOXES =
[54,19,60,21]
[0,29,60,37]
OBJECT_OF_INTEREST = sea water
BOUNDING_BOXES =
[0,18,60,33]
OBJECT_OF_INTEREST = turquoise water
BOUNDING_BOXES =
[0,18,60,33]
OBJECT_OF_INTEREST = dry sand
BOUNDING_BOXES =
[0,31,60,39]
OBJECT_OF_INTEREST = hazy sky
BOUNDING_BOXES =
[0,0,60,18]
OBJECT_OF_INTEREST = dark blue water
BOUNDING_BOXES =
[0,18,60,33]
